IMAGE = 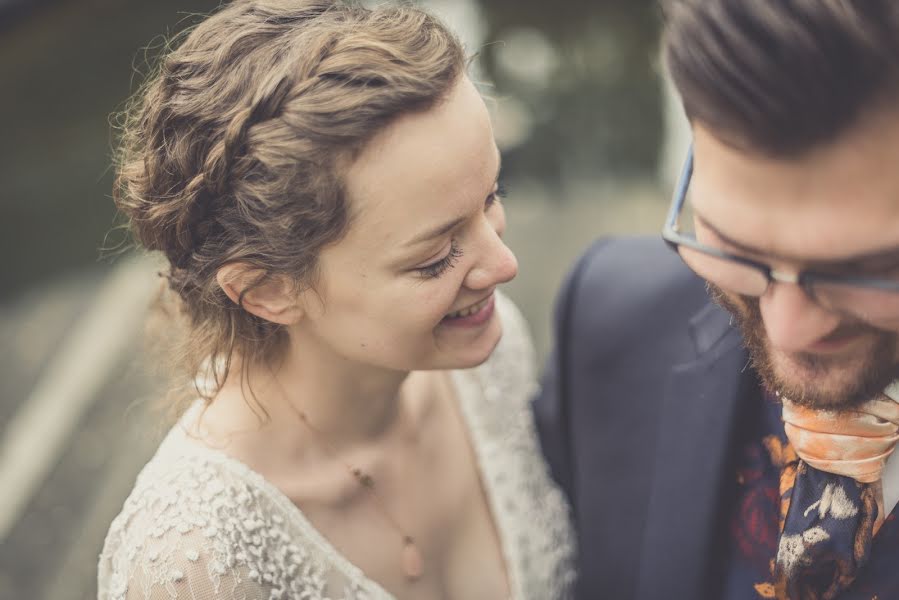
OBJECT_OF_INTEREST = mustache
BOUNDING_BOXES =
[708,283,881,341]
[818,322,880,343]
[706,282,899,409]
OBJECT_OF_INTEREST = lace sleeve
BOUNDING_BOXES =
[110,528,274,600]
[98,454,368,600]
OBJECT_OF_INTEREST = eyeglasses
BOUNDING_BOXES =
[661,147,899,328]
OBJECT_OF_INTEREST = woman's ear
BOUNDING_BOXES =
[216,263,304,325]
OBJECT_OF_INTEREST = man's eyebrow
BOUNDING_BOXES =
[695,211,899,268]
[694,212,767,257]
[403,149,503,249]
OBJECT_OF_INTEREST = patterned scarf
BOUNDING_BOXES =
[771,383,899,600]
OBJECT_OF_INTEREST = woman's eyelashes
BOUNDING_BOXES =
[416,184,506,280]
[417,239,463,279]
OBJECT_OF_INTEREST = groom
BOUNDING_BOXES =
[535,1,899,599]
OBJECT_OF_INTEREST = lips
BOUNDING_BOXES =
[445,293,493,319]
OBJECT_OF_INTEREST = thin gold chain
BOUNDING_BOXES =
[287,403,416,547]
[269,368,426,581]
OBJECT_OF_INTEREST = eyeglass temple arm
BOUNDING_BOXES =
[665,145,695,231]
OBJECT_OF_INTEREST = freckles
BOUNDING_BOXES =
[417,285,453,310]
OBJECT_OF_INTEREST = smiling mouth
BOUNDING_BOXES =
[445,294,493,319]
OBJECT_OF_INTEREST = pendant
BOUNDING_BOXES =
[402,537,423,581]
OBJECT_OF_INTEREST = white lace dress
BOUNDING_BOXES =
[97,293,576,599]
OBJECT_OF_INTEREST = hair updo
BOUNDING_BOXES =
[114,0,465,408]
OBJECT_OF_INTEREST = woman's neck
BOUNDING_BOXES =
[274,342,412,448]
[209,337,419,457]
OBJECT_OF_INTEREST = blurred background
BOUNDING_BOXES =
[0,0,688,597]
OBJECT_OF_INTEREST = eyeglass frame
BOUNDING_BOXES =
[661,146,899,302]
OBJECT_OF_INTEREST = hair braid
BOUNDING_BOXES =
[112,0,466,413]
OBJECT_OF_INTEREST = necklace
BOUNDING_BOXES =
[287,402,425,582]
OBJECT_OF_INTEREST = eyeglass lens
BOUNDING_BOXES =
[679,244,899,327]
[676,245,768,296]
[811,280,899,327]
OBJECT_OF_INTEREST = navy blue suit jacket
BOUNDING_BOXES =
[535,236,761,600]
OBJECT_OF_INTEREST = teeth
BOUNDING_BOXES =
[447,296,490,319]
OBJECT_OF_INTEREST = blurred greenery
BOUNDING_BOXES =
[0,0,221,300]
[0,0,662,300]
[478,0,662,182]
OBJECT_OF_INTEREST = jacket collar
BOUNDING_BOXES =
[689,300,740,356]
[635,298,756,600]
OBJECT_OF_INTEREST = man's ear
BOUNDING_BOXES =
[216,263,304,325]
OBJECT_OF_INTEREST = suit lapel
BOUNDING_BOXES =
[635,302,755,600]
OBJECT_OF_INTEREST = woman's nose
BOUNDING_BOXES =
[463,221,518,290]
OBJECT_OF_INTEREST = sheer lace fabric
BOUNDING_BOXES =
[98,293,576,599]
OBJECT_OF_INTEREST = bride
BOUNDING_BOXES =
[98,1,575,598]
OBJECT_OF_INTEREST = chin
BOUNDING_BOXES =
[770,360,859,408]
[441,323,504,370]
[765,349,899,410]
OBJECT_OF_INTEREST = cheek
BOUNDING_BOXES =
[333,264,469,344]
[709,284,764,333]
[413,281,462,323]
[361,276,461,337]
[709,283,745,316]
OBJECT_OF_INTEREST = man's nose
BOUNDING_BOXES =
[759,281,843,352]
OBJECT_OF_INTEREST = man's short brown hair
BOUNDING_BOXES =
[663,0,899,156]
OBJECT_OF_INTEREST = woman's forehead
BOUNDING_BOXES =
[341,79,499,238]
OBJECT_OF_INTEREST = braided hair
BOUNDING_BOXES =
[114,0,465,410]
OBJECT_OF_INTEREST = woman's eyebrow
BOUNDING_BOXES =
[404,215,466,248]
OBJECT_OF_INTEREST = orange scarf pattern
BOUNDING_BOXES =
[764,384,899,600]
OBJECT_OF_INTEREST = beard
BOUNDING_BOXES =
[707,283,899,411]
